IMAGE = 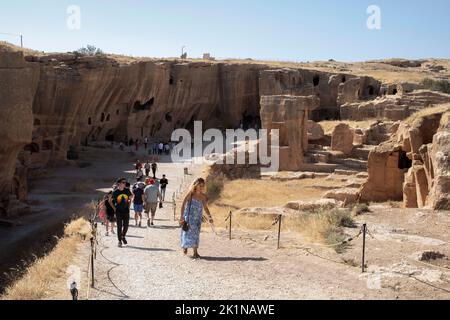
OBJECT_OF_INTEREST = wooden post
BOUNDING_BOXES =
[229,212,232,240]
[20,35,23,48]
[362,223,367,273]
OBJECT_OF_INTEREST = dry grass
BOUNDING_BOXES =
[404,104,450,126]
[207,175,355,251]
[319,120,378,135]
[281,209,356,253]
[210,177,345,227]
[1,218,90,300]
[2,41,449,85]
[0,41,44,55]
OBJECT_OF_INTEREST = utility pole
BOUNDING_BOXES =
[181,45,187,59]
[0,32,23,48]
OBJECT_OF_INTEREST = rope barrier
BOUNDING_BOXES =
[360,227,450,274]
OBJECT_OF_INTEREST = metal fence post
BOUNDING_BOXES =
[229,211,232,240]
[362,223,367,273]
[90,237,95,287]
[277,215,282,250]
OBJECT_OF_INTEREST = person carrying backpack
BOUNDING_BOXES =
[112,178,132,247]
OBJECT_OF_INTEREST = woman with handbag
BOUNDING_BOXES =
[179,178,214,259]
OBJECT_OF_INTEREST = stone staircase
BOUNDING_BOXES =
[304,145,372,173]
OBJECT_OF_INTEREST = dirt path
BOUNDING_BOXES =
[69,160,398,301]
[5,145,449,300]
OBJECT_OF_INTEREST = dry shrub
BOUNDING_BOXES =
[206,174,225,202]
[353,203,371,216]
[206,174,354,251]
[285,209,355,252]
[1,218,90,300]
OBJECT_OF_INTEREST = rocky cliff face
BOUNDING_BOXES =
[0,45,386,217]
[360,109,450,210]
[0,49,39,216]
[429,112,450,210]
[1,51,270,216]
[29,56,265,163]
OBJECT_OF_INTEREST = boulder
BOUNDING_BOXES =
[323,188,360,204]
[331,123,354,155]
[307,121,325,141]
[285,199,342,211]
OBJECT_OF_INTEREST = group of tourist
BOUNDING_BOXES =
[117,136,174,155]
[98,161,213,258]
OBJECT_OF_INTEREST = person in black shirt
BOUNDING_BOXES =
[160,175,169,202]
[111,178,133,247]
[132,181,145,227]
[151,160,158,179]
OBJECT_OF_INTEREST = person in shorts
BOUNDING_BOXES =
[132,181,145,227]
[144,179,162,227]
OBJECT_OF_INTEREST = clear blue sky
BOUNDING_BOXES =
[1,0,449,61]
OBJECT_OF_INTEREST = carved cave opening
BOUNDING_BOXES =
[133,97,155,112]
[313,75,320,87]
[398,150,412,170]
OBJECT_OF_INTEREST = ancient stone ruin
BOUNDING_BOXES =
[260,95,319,171]
[1,42,449,216]
[360,110,450,210]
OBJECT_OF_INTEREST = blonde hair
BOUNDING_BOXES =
[188,178,205,195]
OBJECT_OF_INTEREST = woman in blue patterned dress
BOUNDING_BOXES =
[179,178,214,259]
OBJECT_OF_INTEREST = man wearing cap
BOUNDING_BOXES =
[143,179,163,227]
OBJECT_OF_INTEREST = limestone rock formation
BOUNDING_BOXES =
[259,69,367,121]
[428,112,450,209]
[359,108,450,210]
[0,49,39,216]
[341,90,450,121]
[331,124,354,155]
[307,120,325,141]
[337,76,381,106]
[260,95,320,171]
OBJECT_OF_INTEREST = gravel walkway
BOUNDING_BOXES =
[85,161,397,300]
